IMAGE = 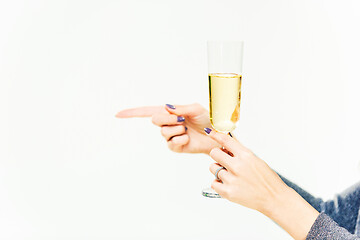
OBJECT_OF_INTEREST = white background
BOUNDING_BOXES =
[1,0,360,239]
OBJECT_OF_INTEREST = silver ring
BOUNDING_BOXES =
[215,167,225,180]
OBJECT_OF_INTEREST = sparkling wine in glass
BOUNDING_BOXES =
[202,41,244,198]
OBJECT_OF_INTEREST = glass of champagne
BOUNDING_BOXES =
[202,40,244,198]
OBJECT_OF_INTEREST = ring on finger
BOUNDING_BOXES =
[215,166,226,181]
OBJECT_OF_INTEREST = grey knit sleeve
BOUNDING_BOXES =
[307,213,360,240]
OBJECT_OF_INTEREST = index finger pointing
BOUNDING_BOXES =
[116,106,165,118]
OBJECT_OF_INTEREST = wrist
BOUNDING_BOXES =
[261,185,293,217]
[262,186,319,240]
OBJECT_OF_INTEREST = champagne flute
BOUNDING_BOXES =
[202,41,244,198]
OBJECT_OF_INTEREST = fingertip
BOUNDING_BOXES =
[115,109,133,118]
[204,127,212,134]
[172,134,189,145]
[174,135,189,148]
[115,112,124,118]
[165,105,177,116]
[207,131,239,156]
[177,116,185,122]
[209,147,216,156]
[167,134,189,153]
[211,180,221,190]
[206,129,229,141]
[209,162,220,174]
[165,104,176,110]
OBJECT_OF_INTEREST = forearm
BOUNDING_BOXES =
[262,186,319,240]
[278,174,360,234]
[277,173,323,212]
[264,187,360,240]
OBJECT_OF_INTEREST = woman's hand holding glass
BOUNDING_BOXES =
[205,129,319,240]
[116,103,221,154]
[205,128,287,211]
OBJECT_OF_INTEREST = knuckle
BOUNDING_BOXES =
[192,103,202,109]
[167,141,175,150]
[240,151,255,162]
[171,137,178,144]
[215,136,223,145]
[151,115,159,125]
[242,150,253,158]
[168,142,181,153]
[209,148,217,157]
[217,135,227,146]
[231,161,244,175]
[210,148,222,159]
[172,136,186,145]
[172,147,181,153]
[232,160,242,169]
[209,163,217,172]
[226,175,235,185]
[223,138,232,147]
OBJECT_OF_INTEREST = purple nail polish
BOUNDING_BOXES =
[166,104,176,109]
[185,126,188,131]
[204,128,212,134]
[177,116,185,122]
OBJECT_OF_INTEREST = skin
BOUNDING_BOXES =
[116,103,319,240]
[116,103,221,154]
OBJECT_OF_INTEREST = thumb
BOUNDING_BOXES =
[165,103,205,117]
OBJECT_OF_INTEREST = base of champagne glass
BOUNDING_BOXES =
[202,187,222,198]
[202,131,233,199]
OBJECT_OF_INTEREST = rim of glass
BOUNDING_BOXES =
[207,40,244,44]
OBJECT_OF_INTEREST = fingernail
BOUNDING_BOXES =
[185,126,188,131]
[177,116,185,122]
[166,104,176,109]
[204,128,212,134]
